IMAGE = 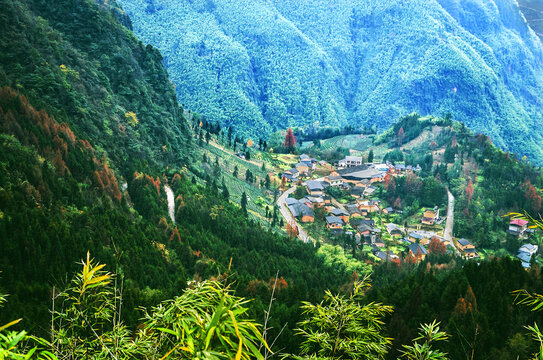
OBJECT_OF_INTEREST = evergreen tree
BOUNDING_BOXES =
[221,180,229,200]
[245,169,253,183]
[368,149,374,163]
[233,165,238,178]
[241,192,248,217]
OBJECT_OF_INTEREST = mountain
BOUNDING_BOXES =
[118,0,543,163]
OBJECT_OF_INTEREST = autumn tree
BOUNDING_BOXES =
[465,179,474,205]
[287,220,299,238]
[397,126,405,146]
[523,180,542,213]
[247,138,253,147]
[428,236,447,255]
[451,135,458,148]
[284,128,297,152]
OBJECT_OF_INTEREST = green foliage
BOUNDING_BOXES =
[49,252,147,360]
[400,321,449,360]
[316,245,372,277]
[144,280,268,359]
[291,276,393,359]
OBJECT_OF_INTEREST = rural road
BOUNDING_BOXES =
[277,185,313,244]
[444,188,460,255]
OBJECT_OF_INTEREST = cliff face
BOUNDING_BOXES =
[120,0,543,162]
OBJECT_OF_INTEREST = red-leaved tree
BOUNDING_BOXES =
[397,127,405,146]
[284,128,297,152]
[428,236,447,255]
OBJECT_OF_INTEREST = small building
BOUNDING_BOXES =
[300,154,310,161]
[295,163,310,176]
[286,198,314,223]
[282,168,299,182]
[421,207,440,225]
[375,250,400,263]
[386,223,403,237]
[382,207,394,215]
[236,152,246,160]
[519,243,538,256]
[517,251,532,264]
[395,164,406,174]
[509,219,529,237]
[304,196,325,208]
[326,216,344,230]
[346,204,362,218]
[299,204,315,223]
[351,187,365,198]
[329,208,350,224]
[325,175,344,187]
[408,243,428,261]
[364,185,377,196]
[357,199,380,213]
[345,156,364,168]
[306,180,325,196]
[458,238,478,258]
[408,232,425,243]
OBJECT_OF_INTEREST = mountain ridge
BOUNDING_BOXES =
[119,0,543,162]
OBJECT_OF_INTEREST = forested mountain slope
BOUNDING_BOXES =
[0,1,353,352]
[119,0,543,163]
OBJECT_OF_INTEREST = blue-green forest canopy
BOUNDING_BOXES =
[119,0,543,163]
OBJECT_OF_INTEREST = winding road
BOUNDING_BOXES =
[277,185,313,244]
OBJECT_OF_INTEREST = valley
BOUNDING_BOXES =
[2,0,543,358]
[209,113,541,271]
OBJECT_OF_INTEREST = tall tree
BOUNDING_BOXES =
[368,149,374,163]
[241,192,248,217]
[284,128,297,152]
[397,127,405,146]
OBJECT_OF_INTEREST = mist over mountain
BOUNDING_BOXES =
[119,0,543,162]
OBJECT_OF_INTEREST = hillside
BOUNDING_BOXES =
[119,0,543,163]
[0,1,354,352]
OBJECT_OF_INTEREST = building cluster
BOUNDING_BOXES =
[508,218,538,268]
[281,153,488,264]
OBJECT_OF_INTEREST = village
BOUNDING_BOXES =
[276,153,537,267]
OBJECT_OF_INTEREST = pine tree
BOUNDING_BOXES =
[222,180,229,200]
[368,149,374,163]
[233,165,238,178]
[241,192,248,217]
